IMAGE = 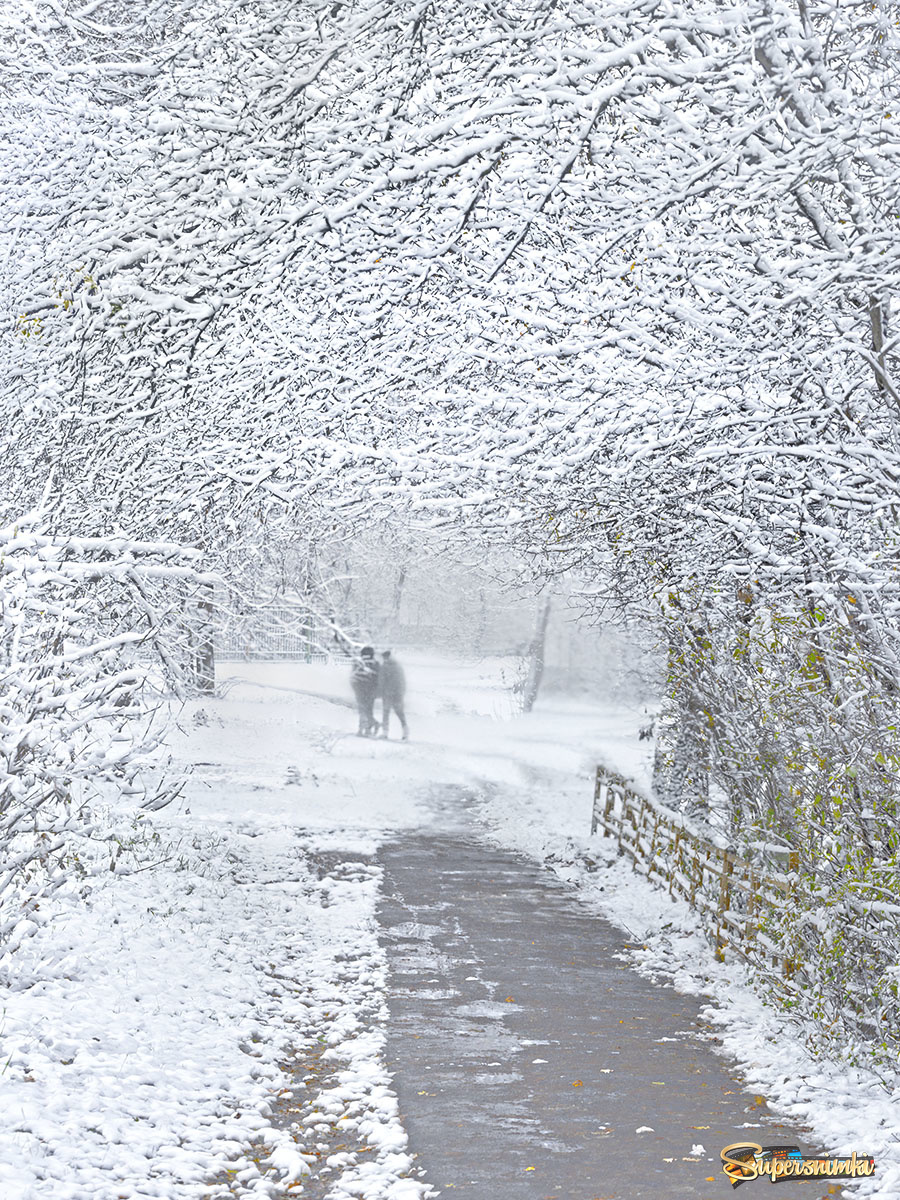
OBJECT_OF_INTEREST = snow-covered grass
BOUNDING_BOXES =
[0,653,896,1197]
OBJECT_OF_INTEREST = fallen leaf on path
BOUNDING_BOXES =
[572,1080,583,1087]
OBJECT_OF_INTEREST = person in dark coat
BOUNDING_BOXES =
[350,645,380,736]
[379,650,409,740]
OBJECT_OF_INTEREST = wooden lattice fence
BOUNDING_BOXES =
[591,767,798,973]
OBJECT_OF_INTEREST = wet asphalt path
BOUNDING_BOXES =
[377,793,841,1200]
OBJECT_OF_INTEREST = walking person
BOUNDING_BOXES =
[379,650,409,740]
[350,645,380,736]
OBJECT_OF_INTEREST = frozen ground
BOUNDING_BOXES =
[0,654,896,1197]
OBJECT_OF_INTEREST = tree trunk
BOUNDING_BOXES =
[869,292,888,396]
[194,582,216,695]
[653,636,710,819]
[391,565,407,624]
[522,594,552,713]
[474,586,487,655]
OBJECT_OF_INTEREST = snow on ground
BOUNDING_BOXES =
[0,653,896,1197]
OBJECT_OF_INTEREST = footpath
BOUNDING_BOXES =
[375,791,838,1200]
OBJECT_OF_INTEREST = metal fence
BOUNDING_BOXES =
[214,607,334,662]
[213,605,431,663]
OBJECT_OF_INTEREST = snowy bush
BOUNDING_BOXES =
[0,517,202,974]
[646,587,900,1067]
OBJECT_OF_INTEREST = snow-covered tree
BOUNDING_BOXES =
[5,0,900,1055]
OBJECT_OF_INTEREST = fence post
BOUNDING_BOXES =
[604,776,615,826]
[670,828,680,898]
[649,810,661,881]
[689,843,700,907]
[716,852,734,961]
[747,869,759,944]
[784,850,800,978]
[617,787,628,857]
[591,767,603,835]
